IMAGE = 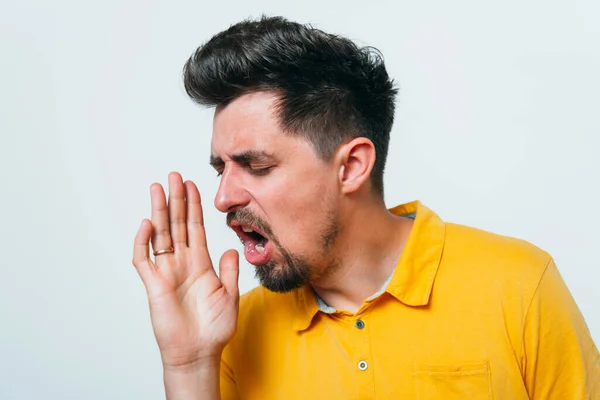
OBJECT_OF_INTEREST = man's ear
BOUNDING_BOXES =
[337,137,376,194]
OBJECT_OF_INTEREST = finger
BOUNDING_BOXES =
[132,219,157,285]
[150,182,172,254]
[168,172,187,248]
[184,180,208,249]
[219,249,239,297]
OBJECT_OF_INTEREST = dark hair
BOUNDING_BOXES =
[183,16,398,197]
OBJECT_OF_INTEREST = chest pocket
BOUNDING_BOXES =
[413,361,492,400]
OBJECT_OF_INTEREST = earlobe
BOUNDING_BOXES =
[339,138,376,195]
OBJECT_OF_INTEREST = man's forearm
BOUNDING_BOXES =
[163,356,221,400]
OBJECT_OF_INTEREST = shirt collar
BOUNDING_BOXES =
[385,200,445,306]
[292,200,446,331]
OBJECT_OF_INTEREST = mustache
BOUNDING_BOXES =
[226,209,273,237]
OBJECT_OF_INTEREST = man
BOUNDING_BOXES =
[132,16,599,399]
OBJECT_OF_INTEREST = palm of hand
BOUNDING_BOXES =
[132,172,240,368]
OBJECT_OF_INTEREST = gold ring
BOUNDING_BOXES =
[153,246,174,256]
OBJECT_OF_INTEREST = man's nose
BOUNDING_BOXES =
[214,167,250,213]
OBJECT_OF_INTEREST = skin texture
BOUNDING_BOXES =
[132,91,414,399]
[211,92,345,291]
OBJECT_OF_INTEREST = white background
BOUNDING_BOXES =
[1,0,598,398]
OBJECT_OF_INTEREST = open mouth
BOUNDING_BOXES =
[230,223,273,265]
[240,226,267,250]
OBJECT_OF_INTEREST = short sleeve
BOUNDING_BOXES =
[522,258,600,399]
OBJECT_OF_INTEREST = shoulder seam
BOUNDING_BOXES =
[520,255,554,370]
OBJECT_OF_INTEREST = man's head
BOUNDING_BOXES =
[183,16,398,292]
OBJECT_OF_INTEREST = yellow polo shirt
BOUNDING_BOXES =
[220,201,600,399]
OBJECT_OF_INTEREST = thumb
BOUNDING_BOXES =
[219,249,239,296]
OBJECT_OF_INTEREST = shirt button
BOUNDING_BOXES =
[358,360,368,371]
[355,319,365,329]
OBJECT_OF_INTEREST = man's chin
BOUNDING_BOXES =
[255,263,307,293]
[259,280,304,293]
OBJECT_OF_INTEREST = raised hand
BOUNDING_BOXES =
[132,172,239,369]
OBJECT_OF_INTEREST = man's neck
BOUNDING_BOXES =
[310,200,414,314]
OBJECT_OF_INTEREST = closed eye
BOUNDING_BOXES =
[248,166,273,176]
[215,166,272,178]
[213,166,225,177]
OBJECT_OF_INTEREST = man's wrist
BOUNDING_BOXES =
[162,353,222,374]
[163,354,222,400]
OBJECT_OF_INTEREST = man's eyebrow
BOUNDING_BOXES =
[231,150,275,164]
[209,155,224,168]
[209,150,275,167]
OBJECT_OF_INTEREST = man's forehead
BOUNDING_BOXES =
[210,126,279,160]
[211,92,282,153]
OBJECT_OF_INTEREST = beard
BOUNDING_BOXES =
[227,208,340,293]
[254,250,311,293]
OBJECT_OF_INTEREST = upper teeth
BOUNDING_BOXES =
[242,227,253,233]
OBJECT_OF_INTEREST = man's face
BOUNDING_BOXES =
[210,92,341,292]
